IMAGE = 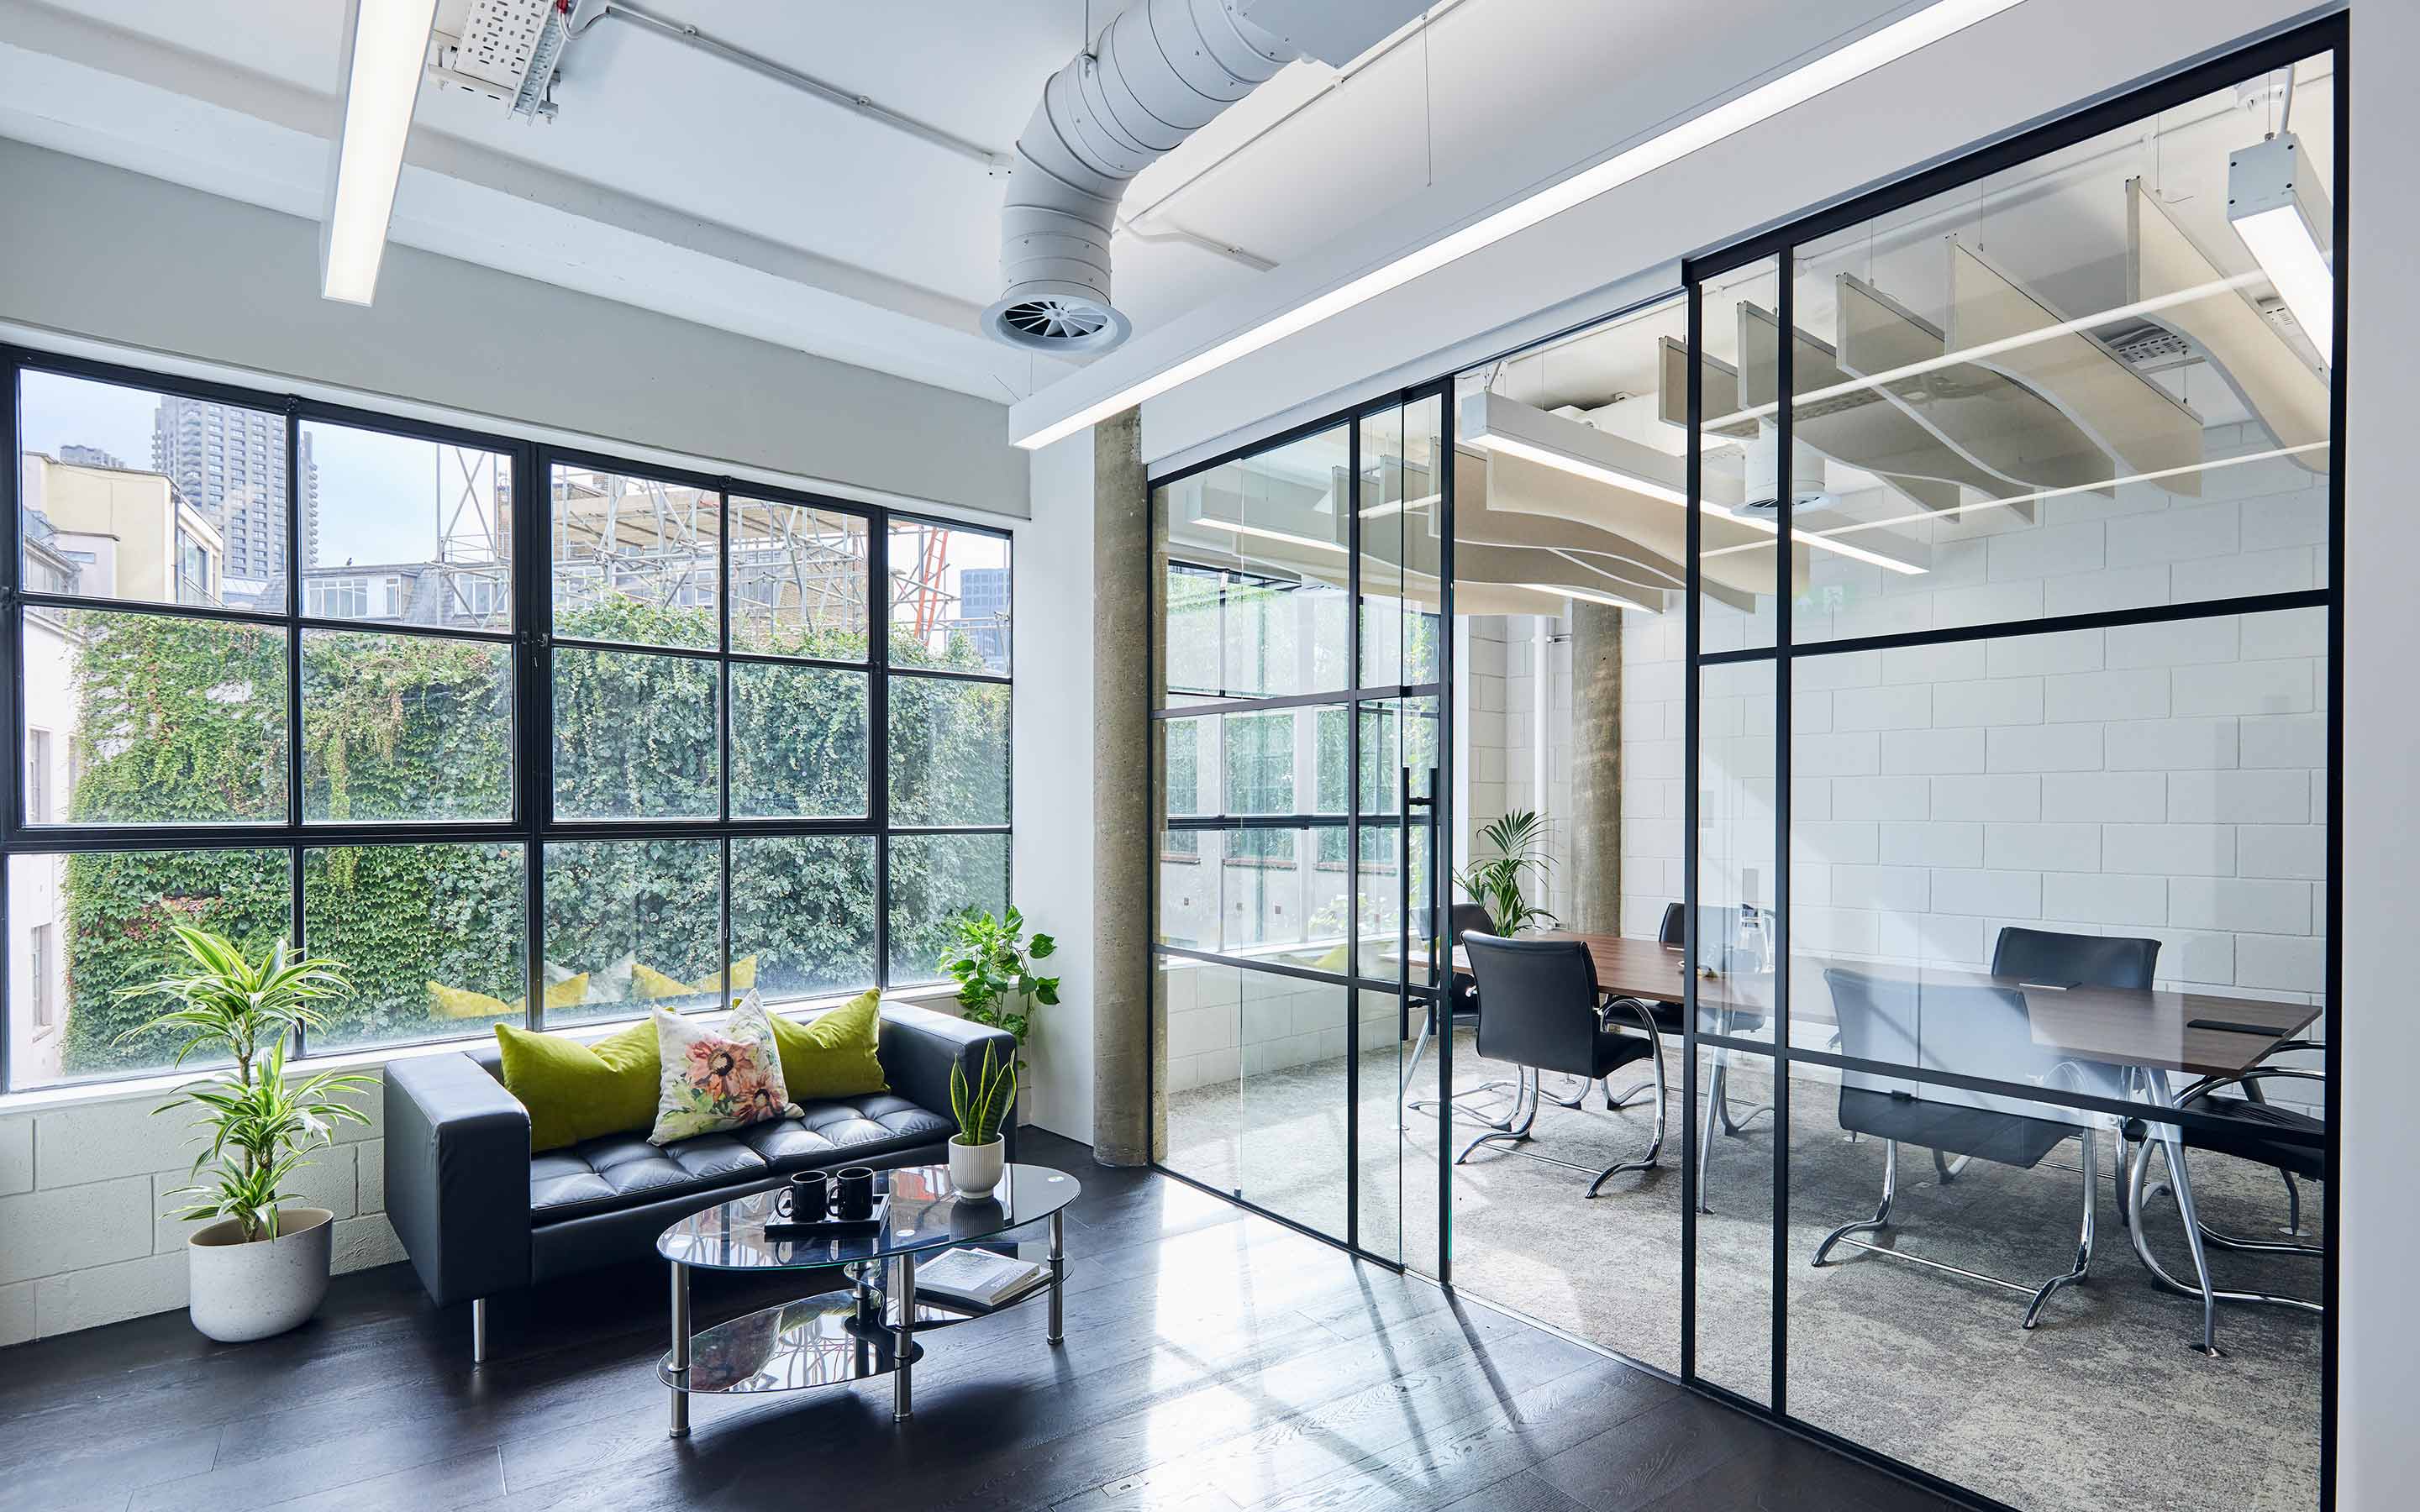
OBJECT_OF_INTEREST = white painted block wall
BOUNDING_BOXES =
[1160,959,1399,1095]
[0,1075,399,1346]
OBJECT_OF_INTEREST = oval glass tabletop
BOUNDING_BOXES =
[657,1162,1080,1273]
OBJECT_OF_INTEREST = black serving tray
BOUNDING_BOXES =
[764,1187,891,1240]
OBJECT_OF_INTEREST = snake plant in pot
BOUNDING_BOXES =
[947,1044,1017,1200]
[118,924,370,1342]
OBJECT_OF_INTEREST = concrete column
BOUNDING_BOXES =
[1090,409,1158,1165]
[1566,601,1623,934]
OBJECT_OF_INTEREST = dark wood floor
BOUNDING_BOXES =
[1,1129,1962,1512]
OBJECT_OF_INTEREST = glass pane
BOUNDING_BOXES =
[1696,658,1779,1039]
[301,420,511,629]
[1358,396,1444,688]
[731,836,876,1005]
[6,848,290,1090]
[302,630,513,823]
[1694,1045,1776,1404]
[303,843,526,1052]
[1787,53,2333,646]
[1355,983,1405,1266]
[1782,1065,2318,1512]
[552,647,718,821]
[18,370,284,610]
[542,839,723,1023]
[886,675,1008,827]
[729,498,871,658]
[20,606,287,827]
[1151,424,1352,706]
[1786,606,2327,1093]
[1159,958,1349,1239]
[886,832,1008,984]
[551,465,720,650]
[1697,260,1787,652]
[887,521,1009,675]
[1152,827,1354,971]
[731,663,867,819]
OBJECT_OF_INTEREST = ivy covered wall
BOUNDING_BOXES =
[56,600,1002,1074]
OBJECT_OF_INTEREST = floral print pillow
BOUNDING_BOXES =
[649,993,803,1146]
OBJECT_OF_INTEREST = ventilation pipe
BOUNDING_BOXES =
[984,0,1429,356]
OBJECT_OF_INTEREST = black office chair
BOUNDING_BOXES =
[1402,903,1504,1124]
[1989,927,2160,1205]
[1813,966,2119,1329]
[2124,1052,2324,1355]
[1457,933,1664,1196]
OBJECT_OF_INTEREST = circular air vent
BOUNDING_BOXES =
[983,294,1132,355]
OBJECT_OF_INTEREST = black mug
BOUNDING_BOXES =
[782,1169,830,1222]
[834,1166,877,1221]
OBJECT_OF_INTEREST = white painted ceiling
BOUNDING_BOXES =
[0,0,1915,410]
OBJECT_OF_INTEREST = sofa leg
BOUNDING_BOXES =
[471,1298,488,1367]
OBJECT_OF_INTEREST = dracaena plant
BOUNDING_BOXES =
[117,924,371,1244]
[950,1043,1017,1148]
[1454,810,1560,937]
[939,905,1058,1073]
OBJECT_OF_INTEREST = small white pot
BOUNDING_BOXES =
[187,1206,334,1343]
[948,1137,1005,1200]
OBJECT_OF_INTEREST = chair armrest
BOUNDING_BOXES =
[384,1053,533,1307]
[878,1003,1023,1163]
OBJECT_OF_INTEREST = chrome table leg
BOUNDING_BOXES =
[471,1297,488,1367]
[893,1252,917,1419]
[1047,1211,1065,1345]
[667,1262,691,1439]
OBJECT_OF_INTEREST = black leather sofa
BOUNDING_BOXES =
[384,1002,1017,1361]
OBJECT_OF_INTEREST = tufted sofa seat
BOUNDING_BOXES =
[385,1000,1014,1346]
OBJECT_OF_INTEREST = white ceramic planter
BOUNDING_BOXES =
[948,1137,1005,1200]
[187,1206,334,1343]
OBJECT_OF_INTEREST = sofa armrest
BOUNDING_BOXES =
[385,1053,533,1307]
[878,1003,1023,1163]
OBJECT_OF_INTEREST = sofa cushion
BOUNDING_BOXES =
[530,1093,955,1222]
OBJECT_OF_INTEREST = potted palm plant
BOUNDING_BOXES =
[119,924,370,1343]
[947,1044,1016,1200]
[1455,810,1560,935]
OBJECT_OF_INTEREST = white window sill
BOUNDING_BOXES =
[0,981,966,1116]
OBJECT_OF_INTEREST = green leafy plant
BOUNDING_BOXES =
[1454,810,1560,936]
[939,906,1059,1068]
[949,1042,1018,1147]
[117,924,371,1243]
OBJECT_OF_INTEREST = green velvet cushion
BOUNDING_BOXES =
[493,1019,660,1153]
[770,989,889,1099]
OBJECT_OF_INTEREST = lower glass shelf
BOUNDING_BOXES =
[658,1289,924,1395]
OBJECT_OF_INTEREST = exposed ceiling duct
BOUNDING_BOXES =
[983,0,1429,357]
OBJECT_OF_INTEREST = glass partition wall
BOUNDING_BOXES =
[1150,397,1446,1268]
[1146,18,2338,1511]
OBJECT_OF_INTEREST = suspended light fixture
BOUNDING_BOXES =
[2228,130,2334,365]
[323,0,440,304]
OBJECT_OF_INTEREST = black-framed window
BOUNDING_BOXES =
[1,352,1012,1092]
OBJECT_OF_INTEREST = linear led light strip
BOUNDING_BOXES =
[1013,0,2031,450]
[1699,272,2265,432]
[323,0,440,304]
[1701,441,2330,558]
[1477,431,1926,575]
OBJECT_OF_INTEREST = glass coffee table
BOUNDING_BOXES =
[655,1162,1080,1436]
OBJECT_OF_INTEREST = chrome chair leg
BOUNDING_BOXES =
[1814,1140,1899,1264]
[1544,1072,1595,1110]
[1586,1036,1667,1196]
[1605,1074,1659,1110]
[1712,1058,1775,1136]
[1455,1067,1541,1164]
[2021,1128,2095,1329]
[1933,1148,1969,1185]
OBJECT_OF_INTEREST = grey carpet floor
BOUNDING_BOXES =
[1165,1031,2322,1512]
